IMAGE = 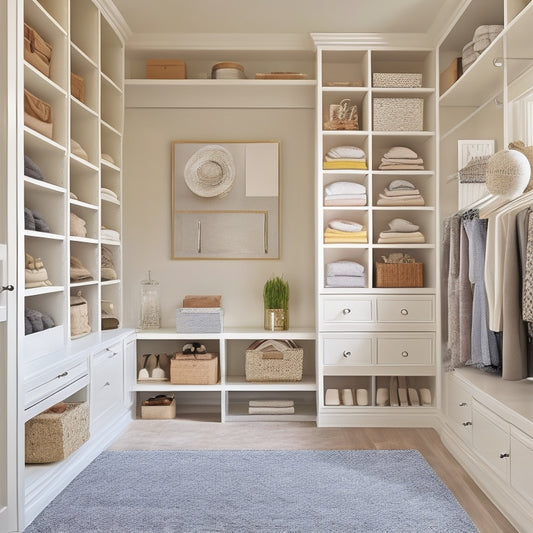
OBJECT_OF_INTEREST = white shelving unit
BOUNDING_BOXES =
[313,35,439,427]
[134,327,316,422]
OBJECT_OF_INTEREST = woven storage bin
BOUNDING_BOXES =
[375,262,423,288]
[170,353,218,384]
[141,399,177,419]
[372,72,422,88]
[176,307,223,333]
[25,402,90,463]
[71,72,85,103]
[373,98,423,131]
[24,23,52,78]
[245,348,304,382]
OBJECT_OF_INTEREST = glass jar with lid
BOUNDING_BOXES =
[139,270,161,329]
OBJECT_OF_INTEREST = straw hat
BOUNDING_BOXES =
[485,149,530,197]
[184,144,236,198]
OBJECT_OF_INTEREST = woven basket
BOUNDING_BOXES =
[375,262,423,288]
[170,353,218,384]
[372,72,422,88]
[373,98,423,131]
[245,348,303,382]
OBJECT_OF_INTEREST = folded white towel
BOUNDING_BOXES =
[71,139,88,160]
[326,260,365,277]
[387,218,419,232]
[326,275,366,288]
[324,181,366,195]
[326,145,366,159]
[249,400,294,408]
[383,146,418,159]
[101,228,120,241]
[389,179,416,190]
[329,219,363,232]
[462,40,475,55]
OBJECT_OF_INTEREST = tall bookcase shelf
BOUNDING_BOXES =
[313,34,438,427]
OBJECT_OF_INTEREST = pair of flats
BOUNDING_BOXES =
[138,353,168,381]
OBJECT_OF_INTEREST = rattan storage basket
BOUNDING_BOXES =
[373,97,423,131]
[375,262,423,288]
[372,72,422,88]
[170,353,218,384]
[245,347,303,382]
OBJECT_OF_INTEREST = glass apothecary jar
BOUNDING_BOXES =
[139,271,161,329]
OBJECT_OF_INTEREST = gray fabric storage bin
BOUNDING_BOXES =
[176,307,223,333]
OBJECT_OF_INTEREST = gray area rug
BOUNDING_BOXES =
[25,449,478,532]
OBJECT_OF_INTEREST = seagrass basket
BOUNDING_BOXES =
[375,262,423,288]
[245,347,303,382]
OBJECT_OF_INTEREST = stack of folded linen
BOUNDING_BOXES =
[101,226,120,242]
[324,219,367,244]
[378,146,424,170]
[324,181,367,206]
[101,246,118,281]
[325,260,365,288]
[323,145,367,170]
[24,155,45,180]
[248,400,295,415]
[462,24,503,72]
[377,179,425,206]
[101,187,120,204]
[377,218,425,244]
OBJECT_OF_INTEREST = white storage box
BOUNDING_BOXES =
[373,98,424,131]
[372,72,422,88]
[176,307,223,333]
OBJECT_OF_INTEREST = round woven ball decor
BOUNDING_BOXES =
[485,149,530,197]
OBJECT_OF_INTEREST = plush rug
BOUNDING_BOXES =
[25,449,478,532]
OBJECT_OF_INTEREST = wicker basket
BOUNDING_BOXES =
[375,262,423,288]
[170,353,218,384]
[373,97,423,131]
[372,72,422,88]
[245,348,303,382]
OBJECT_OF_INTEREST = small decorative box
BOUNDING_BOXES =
[372,72,422,88]
[373,97,424,131]
[176,307,223,333]
[146,59,186,79]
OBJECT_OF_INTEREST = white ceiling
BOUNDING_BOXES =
[110,0,461,40]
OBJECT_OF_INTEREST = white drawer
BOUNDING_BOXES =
[376,296,434,323]
[323,336,373,366]
[25,359,89,411]
[376,335,434,365]
[91,343,124,421]
[446,376,472,443]
[321,297,373,329]
[510,427,533,504]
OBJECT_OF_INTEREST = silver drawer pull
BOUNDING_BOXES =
[401,351,408,358]
[459,402,467,407]
[106,348,118,358]
[462,421,472,427]
[400,308,408,316]
[499,453,509,459]
[57,371,68,379]
[103,381,110,387]
[343,351,351,358]
[342,308,351,315]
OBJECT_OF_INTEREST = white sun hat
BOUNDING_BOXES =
[184,144,236,198]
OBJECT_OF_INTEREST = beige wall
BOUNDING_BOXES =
[122,106,316,328]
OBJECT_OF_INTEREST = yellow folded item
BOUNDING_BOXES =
[325,227,367,238]
[324,236,368,243]
[323,160,367,170]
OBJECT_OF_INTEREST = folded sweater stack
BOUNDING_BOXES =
[377,179,425,206]
[24,155,45,181]
[324,219,367,244]
[325,260,365,288]
[324,181,367,206]
[378,146,424,170]
[377,217,425,244]
[462,24,503,72]
[248,400,295,415]
[323,145,367,170]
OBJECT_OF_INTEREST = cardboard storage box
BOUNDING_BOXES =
[176,307,223,333]
[141,398,176,419]
[146,59,186,79]
[170,353,218,385]
[372,72,422,88]
[440,57,462,95]
[373,97,424,131]
[71,72,85,103]
[375,262,423,288]
[25,402,90,463]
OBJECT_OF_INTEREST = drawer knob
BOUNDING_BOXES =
[401,351,409,358]
[499,453,510,459]
[106,348,118,358]
[57,371,68,379]
[400,308,408,316]
[459,402,467,407]
[1,284,14,292]
[342,308,351,315]
[343,351,351,358]
[462,421,472,427]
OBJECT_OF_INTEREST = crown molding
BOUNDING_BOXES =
[311,32,433,49]
[96,0,132,42]
[124,32,314,52]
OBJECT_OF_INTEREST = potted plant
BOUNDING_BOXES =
[263,276,289,330]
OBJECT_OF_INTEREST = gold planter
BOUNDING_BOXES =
[264,308,288,331]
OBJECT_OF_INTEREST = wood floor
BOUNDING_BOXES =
[109,416,517,533]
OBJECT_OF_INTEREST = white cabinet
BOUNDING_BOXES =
[510,426,533,505]
[313,36,438,425]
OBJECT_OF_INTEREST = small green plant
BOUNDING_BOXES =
[263,276,289,310]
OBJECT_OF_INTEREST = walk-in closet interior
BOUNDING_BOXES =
[1,0,533,531]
